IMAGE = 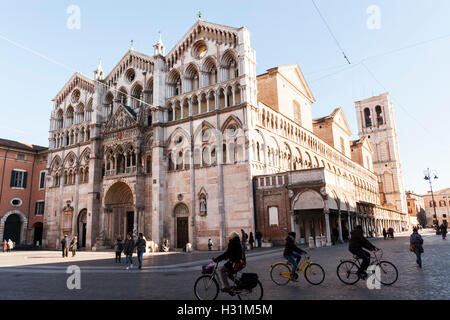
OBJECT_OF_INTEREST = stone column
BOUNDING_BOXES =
[324,209,332,246]
[348,213,352,233]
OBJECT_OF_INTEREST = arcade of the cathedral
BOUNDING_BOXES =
[42,19,407,251]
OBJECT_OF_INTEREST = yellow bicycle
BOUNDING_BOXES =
[270,254,325,286]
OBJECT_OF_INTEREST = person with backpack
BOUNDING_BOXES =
[213,232,245,292]
[115,236,124,263]
[410,227,424,268]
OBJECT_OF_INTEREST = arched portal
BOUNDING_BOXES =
[77,209,87,248]
[3,214,21,244]
[104,182,134,241]
[174,203,189,249]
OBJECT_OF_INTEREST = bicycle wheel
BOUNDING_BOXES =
[270,263,292,286]
[376,261,398,285]
[194,275,220,300]
[337,260,360,285]
[304,263,325,285]
[238,280,264,300]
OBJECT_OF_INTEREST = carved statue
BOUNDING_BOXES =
[200,196,207,215]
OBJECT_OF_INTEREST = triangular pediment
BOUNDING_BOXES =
[166,20,240,68]
[330,108,352,136]
[270,65,315,103]
[103,104,137,134]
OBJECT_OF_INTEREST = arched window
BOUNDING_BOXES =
[220,50,238,81]
[118,87,128,105]
[185,64,199,92]
[131,83,143,109]
[375,105,384,125]
[65,106,74,127]
[364,108,372,127]
[201,57,217,87]
[167,70,181,97]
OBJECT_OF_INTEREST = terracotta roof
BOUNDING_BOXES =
[0,138,48,152]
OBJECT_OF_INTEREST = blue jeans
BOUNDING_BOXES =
[287,252,302,277]
[137,250,144,267]
[415,251,422,266]
[126,254,133,265]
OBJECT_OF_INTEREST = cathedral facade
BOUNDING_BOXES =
[42,19,407,251]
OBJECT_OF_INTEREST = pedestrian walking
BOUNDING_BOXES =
[70,236,78,257]
[7,239,13,252]
[208,238,213,251]
[382,228,387,240]
[123,232,135,270]
[249,232,254,250]
[440,223,447,240]
[136,233,146,270]
[255,230,262,248]
[388,227,394,239]
[410,227,424,268]
[240,229,248,252]
[61,235,69,257]
[115,237,123,263]
[342,226,349,242]
[2,239,7,252]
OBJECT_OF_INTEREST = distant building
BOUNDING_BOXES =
[423,188,450,226]
[405,191,426,226]
[0,138,48,246]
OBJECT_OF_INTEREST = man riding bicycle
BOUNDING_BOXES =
[349,225,378,279]
[213,232,246,292]
[284,232,307,281]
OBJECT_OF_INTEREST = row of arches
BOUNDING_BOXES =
[53,167,89,187]
[52,125,91,149]
[52,99,93,130]
[364,105,385,128]
[166,50,239,98]
[104,144,138,176]
[167,83,241,121]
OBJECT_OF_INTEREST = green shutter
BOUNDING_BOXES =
[10,171,16,187]
[23,172,28,188]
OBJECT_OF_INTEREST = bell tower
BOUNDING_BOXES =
[355,93,407,214]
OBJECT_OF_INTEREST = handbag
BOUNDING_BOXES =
[409,244,415,252]
[231,259,246,272]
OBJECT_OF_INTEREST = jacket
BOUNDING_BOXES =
[61,237,70,249]
[115,240,124,252]
[284,235,306,257]
[410,233,424,253]
[349,229,376,253]
[123,238,135,255]
[215,236,243,263]
[135,238,146,252]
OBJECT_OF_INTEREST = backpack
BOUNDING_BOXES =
[239,273,258,290]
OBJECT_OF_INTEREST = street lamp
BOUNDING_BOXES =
[424,168,438,230]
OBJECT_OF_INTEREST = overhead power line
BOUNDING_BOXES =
[311,0,351,64]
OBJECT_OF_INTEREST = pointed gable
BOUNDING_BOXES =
[54,72,95,106]
[103,104,137,135]
[330,108,352,137]
[166,20,240,69]
[104,50,154,87]
[271,65,315,103]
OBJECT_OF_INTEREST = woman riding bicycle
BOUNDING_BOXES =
[213,232,246,292]
[349,225,379,279]
[284,232,307,281]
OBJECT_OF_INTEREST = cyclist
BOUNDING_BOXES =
[349,225,378,279]
[284,232,307,281]
[213,232,246,292]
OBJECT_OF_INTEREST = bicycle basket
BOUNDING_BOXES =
[202,263,215,274]
[238,273,258,290]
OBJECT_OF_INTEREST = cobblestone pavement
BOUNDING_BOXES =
[0,229,448,300]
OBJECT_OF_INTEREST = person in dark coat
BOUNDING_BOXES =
[255,230,262,248]
[61,235,69,257]
[240,229,248,252]
[123,232,135,270]
[331,227,339,245]
[342,226,349,242]
[70,236,78,257]
[349,225,378,279]
[410,228,424,268]
[115,237,124,263]
[440,223,447,240]
[135,233,146,269]
[248,232,255,250]
[213,232,244,292]
[382,228,387,240]
[388,227,394,239]
[284,232,307,281]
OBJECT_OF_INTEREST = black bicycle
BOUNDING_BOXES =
[194,262,264,300]
[337,249,398,286]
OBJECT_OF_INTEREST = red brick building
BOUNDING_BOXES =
[0,138,48,246]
